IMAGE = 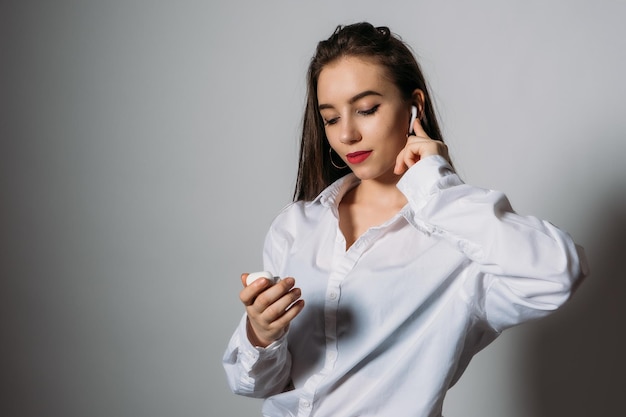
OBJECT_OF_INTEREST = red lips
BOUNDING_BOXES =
[346,150,372,164]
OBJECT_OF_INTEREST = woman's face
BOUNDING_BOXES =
[317,56,411,183]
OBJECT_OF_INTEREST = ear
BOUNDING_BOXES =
[411,89,426,119]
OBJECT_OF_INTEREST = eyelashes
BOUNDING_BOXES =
[323,104,380,126]
[324,117,339,126]
[357,104,380,116]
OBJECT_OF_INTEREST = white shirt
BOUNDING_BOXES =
[223,156,587,417]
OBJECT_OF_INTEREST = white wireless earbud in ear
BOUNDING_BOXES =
[408,105,418,135]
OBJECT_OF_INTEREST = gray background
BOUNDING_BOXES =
[1,1,625,416]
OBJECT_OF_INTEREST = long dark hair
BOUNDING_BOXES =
[293,22,445,201]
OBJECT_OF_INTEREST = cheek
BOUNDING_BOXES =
[384,119,410,154]
[380,115,409,144]
[362,115,402,137]
[324,126,340,148]
[394,110,411,135]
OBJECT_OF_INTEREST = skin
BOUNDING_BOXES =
[239,274,304,347]
[240,55,449,348]
[319,56,449,248]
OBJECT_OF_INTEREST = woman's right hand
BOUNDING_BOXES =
[239,274,305,348]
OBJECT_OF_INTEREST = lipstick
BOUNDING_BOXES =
[346,150,372,164]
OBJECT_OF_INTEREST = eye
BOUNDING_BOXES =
[358,104,380,116]
[323,116,339,126]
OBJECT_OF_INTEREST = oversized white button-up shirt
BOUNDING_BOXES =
[223,156,587,417]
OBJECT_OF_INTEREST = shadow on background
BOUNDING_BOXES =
[526,185,626,416]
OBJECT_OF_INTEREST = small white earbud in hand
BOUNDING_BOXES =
[246,271,280,286]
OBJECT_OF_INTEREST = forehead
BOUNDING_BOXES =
[317,56,399,103]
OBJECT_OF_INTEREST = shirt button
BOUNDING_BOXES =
[329,292,337,300]
[302,400,311,408]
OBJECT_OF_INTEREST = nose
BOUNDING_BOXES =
[338,116,361,144]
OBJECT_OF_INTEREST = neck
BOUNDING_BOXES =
[352,172,407,209]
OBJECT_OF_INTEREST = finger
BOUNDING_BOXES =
[247,297,305,347]
[403,149,419,170]
[412,118,430,139]
[402,140,428,169]
[395,138,428,174]
[394,147,408,175]
[413,139,447,160]
[239,277,271,306]
[248,277,296,312]
[271,299,305,328]
[241,273,249,287]
[262,287,303,322]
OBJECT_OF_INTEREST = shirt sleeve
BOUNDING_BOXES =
[222,224,293,397]
[397,155,589,332]
[222,315,292,397]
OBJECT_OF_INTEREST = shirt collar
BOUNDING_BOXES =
[307,174,415,229]
[308,174,415,219]
[308,173,361,209]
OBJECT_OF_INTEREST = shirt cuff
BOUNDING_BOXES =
[396,155,459,210]
[236,315,288,365]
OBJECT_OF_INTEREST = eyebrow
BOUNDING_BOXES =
[318,90,383,110]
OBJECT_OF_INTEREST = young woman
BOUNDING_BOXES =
[223,22,587,417]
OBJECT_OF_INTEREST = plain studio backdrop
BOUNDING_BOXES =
[1,1,625,416]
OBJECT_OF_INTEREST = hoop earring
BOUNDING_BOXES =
[329,148,347,169]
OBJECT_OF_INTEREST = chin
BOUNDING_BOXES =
[351,167,396,182]
[349,167,375,180]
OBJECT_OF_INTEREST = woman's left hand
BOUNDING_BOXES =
[394,119,449,175]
